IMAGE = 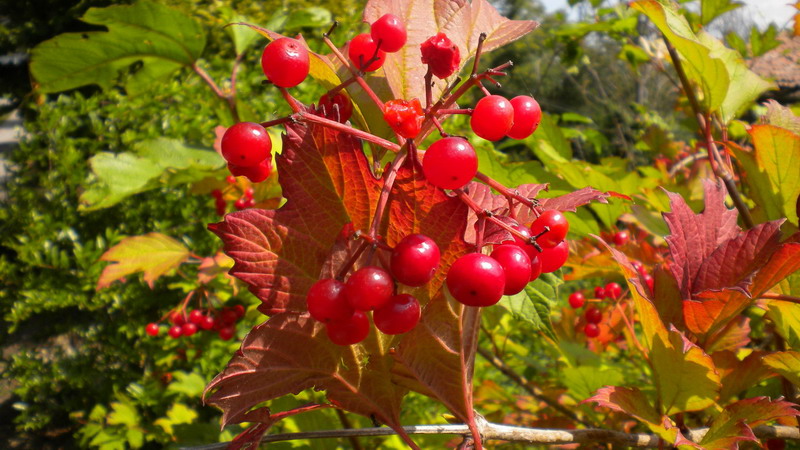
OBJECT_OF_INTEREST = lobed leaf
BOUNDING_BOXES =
[746,124,800,227]
[763,351,800,388]
[700,397,800,449]
[97,233,189,289]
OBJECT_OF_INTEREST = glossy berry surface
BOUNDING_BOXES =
[537,240,569,273]
[501,224,536,261]
[200,315,216,330]
[422,137,477,190]
[420,32,461,78]
[348,33,385,72]
[306,278,354,323]
[228,159,272,183]
[471,95,514,141]
[490,244,532,295]
[384,98,424,139]
[390,234,440,287]
[221,122,271,167]
[145,323,160,337]
[568,292,585,309]
[643,273,654,293]
[585,306,602,324]
[182,323,198,336]
[189,309,204,325]
[529,210,569,248]
[326,310,370,345]
[169,311,185,326]
[345,266,394,311]
[318,92,353,123]
[584,323,600,338]
[373,294,421,335]
[604,282,622,300]
[594,286,606,299]
[261,37,309,88]
[446,253,505,307]
[506,95,542,139]
[529,253,543,281]
[370,14,407,53]
[168,325,183,339]
[218,326,235,341]
[613,230,629,246]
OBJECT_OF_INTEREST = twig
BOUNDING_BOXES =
[667,152,708,178]
[182,424,800,449]
[192,63,240,123]
[760,294,800,305]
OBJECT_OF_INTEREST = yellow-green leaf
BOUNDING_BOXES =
[97,233,189,289]
[763,351,800,387]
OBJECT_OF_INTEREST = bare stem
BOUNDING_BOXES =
[368,151,408,238]
[760,293,800,305]
[322,35,386,114]
[298,111,402,153]
[474,171,538,210]
[336,241,369,281]
[667,152,708,178]
[455,189,540,249]
[193,63,240,123]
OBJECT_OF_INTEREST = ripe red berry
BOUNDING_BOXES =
[529,210,569,248]
[373,294,421,335]
[631,260,644,273]
[490,244,532,295]
[585,306,602,324]
[169,311,186,326]
[145,323,160,337]
[244,187,255,199]
[306,278,354,323]
[261,37,309,88]
[215,198,227,216]
[471,95,514,141]
[594,286,606,299]
[168,325,183,339]
[506,95,542,139]
[370,14,407,53]
[604,282,622,300]
[446,253,505,307]
[221,122,271,167]
[501,224,536,259]
[211,189,223,199]
[348,33,385,72]
[422,137,478,190]
[643,273,654,293]
[420,32,461,78]
[529,253,543,281]
[383,98,424,139]
[390,234,440,287]
[318,92,353,123]
[584,323,600,338]
[189,309,204,325]
[613,230,629,246]
[228,159,272,183]
[326,310,370,345]
[218,326,235,341]
[234,197,247,210]
[233,304,245,318]
[182,322,198,337]
[200,315,216,330]
[345,266,394,311]
[226,175,236,184]
[220,308,238,326]
[536,240,569,273]
[568,292,585,309]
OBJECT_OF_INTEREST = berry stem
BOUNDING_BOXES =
[278,87,304,113]
[759,293,800,304]
[193,62,240,123]
[475,217,486,251]
[424,67,434,110]
[470,33,488,78]
[326,76,358,96]
[474,171,539,212]
[298,111,402,153]
[368,150,408,239]
[336,241,369,281]
[437,109,473,115]
[454,189,541,250]
[322,33,386,114]
[259,116,296,129]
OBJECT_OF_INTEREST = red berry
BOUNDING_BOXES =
[390,234,441,287]
[420,32,461,78]
[604,282,622,300]
[383,98,424,139]
[501,224,536,260]
[228,159,272,183]
[211,189,223,199]
[345,266,394,311]
[471,95,514,141]
[218,326,235,341]
[168,325,183,339]
[529,253,543,281]
[568,292,585,309]
[233,304,246,318]
[490,244,532,295]
[529,210,569,248]
[215,199,227,216]
[234,197,247,210]
[373,294,421,335]
[506,95,542,139]
[145,323,160,337]
[221,122,271,167]
[348,33,385,72]
[189,309,204,325]
[446,253,505,307]
[220,308,238,325]
[370,14,407,53]
[536,240,569,273]
[318,92,353,123]
[261,37,309,88]
[226,175,236,184]
[422,137,477,190]
[594,286,606,299]
[643,273,654,293]
[326,310,370,345]
[306,279,354,323]
[169,311,186,326]
[182,322,198,337]
[244,187,255,199]
[631,260,644,273]
[584,323,600,338]
[247,197,256,208]
[585,307,602,324]
[200,315,216,330]
[613,230,629,246]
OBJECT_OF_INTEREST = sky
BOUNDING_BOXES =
[539,0,797,29]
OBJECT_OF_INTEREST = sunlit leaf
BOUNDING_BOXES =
[97,233,189,289]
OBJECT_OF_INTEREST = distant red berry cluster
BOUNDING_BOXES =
[146,305,245,341]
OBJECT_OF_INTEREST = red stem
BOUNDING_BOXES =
[298,112,401,153]
[760,294,800,304]
[322,35,386,114]
[368,151,407,238]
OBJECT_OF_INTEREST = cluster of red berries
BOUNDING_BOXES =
[220,123,273,183]
[567,282,621,339]
[211,179,257,215]
[145,305,245,341]
[447,210,570,307]
[306,234,439,345]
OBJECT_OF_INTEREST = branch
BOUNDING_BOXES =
[184,424,800,449]
[760,293,800,305]
[192,63,239,123]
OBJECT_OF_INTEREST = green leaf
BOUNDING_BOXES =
[531,113,572,161]
[97,232,190,289]
[167,371,207,397]
[725,32,747,57]
[154,403,199,435]
[497,273,559,340]
[107,401,139,427]
[563,366,624,401]
[30,0,205,95]
[763,351,800,387]
[284,7,333,30]
[745,125,800,227]
[80,138,224,211]
[219,8,260,55]
[700,0,743,26]
[750,24,781,58]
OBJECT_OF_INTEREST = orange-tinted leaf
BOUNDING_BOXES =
[763,351,800,387]
[704,315,750,354]
[197,252,234,285]
[713,351,774,403]
[585,386,661,425]
[227,404,329,450]
[97,232,189,289]
[700,397,800,449]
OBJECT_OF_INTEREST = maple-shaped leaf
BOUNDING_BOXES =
[97,232,189,289]
[763,351,800,388]
[713,351,774,403]
[363,0,538,103]
[700,397,800,449]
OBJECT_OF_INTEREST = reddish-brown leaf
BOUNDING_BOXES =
[585,386,661,425]
[713,351,774,403]
[700,397,800,449]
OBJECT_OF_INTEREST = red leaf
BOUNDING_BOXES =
[585,386,661,425]
[226,404,329,450]
[713,351,774,403]
[700,397,800,449]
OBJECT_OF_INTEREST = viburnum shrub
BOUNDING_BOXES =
[200,1,614,447]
